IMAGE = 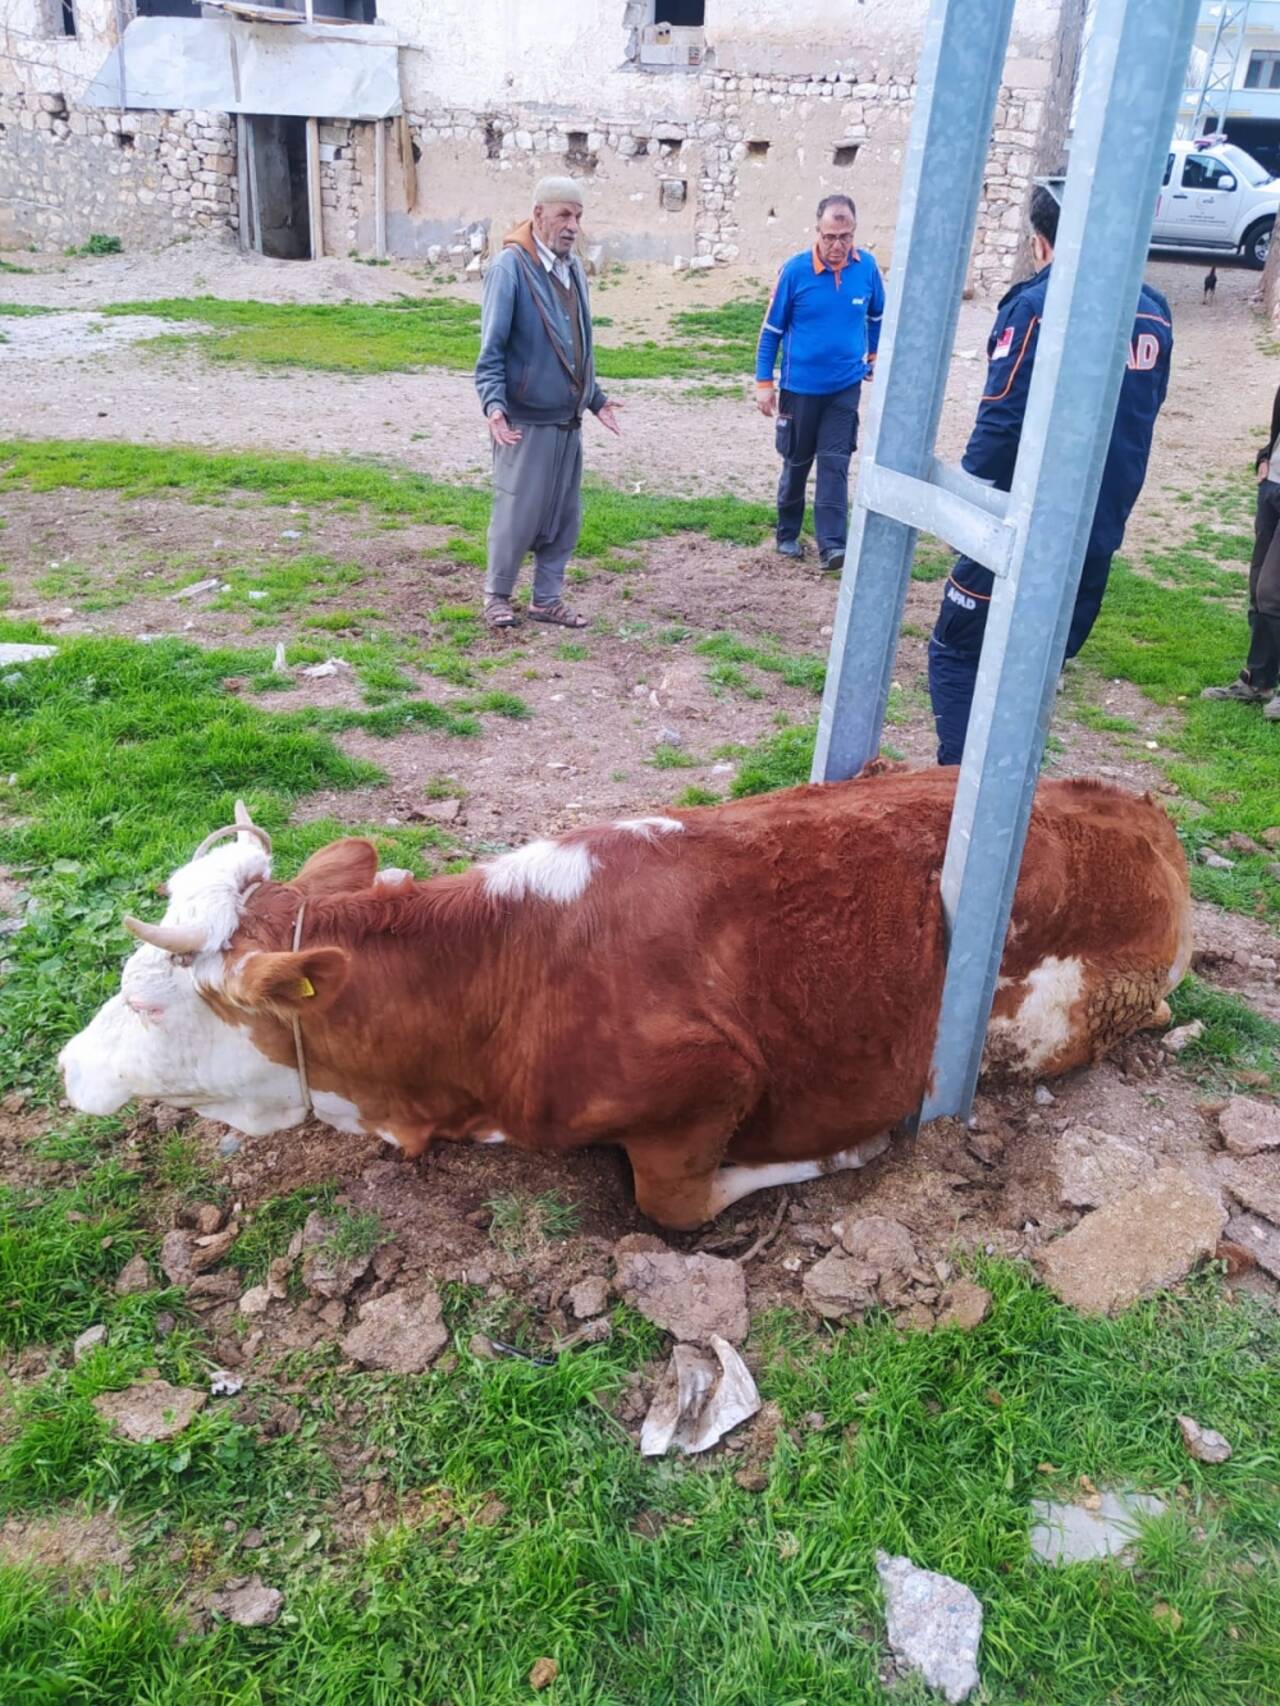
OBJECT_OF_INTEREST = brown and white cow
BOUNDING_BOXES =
[59,770,1191,1229]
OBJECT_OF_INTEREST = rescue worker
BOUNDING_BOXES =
[755,193,885,573]
[927,185,1173,765]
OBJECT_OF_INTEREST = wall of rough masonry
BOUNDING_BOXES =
[0,0,1083,292]
[0,90,238,252]
[386,0,1085,288]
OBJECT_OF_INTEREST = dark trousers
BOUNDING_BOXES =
[775,383,862,555]
[1243,479,1280,690]
[927,549,1114,766]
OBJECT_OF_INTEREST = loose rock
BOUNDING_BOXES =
[1053,1123,1154,1208]
[93,1380,207,1442]
[1038,1169,1226,1315]
[239,1284,271,1316]
[836,1214,917,1272]
[1224,1211,1280,1279]
[875,1550,983,1704]
[113,1254,152,1295]
[342,1286,448,1373]
[1177,1414,1232,1464]
[1197,848,1234,871]
[1214,1154,1280,1223]
[207,1575,283,1627]
[614,1247,748,1344]
[802,1251,877,1320]
[1029,1490,1166,1564]
[935,1279,992,1331]
[567,1275,609,1319]
[1218,1096,1280,1158]
[73,1324,107,1362]
[300,1211,374,1300]
[1162,1021,1205,1055]
[528,1658,558,1691]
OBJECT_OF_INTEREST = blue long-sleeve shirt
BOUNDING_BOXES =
[755,244,885,395]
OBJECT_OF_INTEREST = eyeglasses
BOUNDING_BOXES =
[818,231,855,245]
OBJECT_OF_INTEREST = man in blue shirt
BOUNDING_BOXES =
[928,186,1173,764]
[756,194,885,572]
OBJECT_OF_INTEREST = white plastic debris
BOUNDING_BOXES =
[272,642,288,674]
[280,529,303,540]
[300,657,351,680]
[169,578,221,602]
[247,589,269,601]
[640,1334,760,1456]
[210,1369,244,1397]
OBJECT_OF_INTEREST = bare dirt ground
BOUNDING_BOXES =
[1,242,1277,1343]
[3,242,1263,499]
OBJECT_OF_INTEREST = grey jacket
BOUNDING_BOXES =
[474,221,607,426]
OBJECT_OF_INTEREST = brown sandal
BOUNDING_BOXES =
[484,596,519,630]
[529,599,587,629]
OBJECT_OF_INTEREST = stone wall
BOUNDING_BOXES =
[0,0,1083,290]
[0,89,238,251]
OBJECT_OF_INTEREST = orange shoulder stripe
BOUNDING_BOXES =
[980,316,1040,404]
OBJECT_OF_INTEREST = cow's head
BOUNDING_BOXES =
[58,804,379,1135]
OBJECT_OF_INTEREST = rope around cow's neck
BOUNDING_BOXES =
[291,899,313,1118]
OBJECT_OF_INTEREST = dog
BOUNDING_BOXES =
[1203,265,1218,304]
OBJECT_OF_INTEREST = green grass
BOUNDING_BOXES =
[0,259,34,275]
[0,630,485,1096]
[0,439,772,562]
[695,630,826,697]
[93,292,771,382]
[1166,978,1280,1095]
[1,1264,1278,1703]
[1085,559,1280,919]
[68,233,123,257]
[649,743,697,770]
[485,1190,581,1254]
[229,1184,338,1282]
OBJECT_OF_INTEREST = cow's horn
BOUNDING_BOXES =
[122,917,208,955]
[192,822,273,860]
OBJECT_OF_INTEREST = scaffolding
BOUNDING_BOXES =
[811,0,1201,1125]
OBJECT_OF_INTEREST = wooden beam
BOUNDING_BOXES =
[374,119,386,260]
[244,117,263,254]
[306,116,322,261]
[235,113,251,254]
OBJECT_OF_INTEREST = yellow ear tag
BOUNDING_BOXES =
[297,977,316,999]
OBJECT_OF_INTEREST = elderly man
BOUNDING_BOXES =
[475,177,622,630]
[756,193,885,573]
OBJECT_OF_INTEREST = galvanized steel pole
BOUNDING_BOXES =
[921,0,1200,1120]
[810,0,1018,783]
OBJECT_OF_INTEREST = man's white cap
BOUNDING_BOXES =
[533,175,585,209]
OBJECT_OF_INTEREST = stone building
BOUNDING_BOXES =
[1,0,1085,292]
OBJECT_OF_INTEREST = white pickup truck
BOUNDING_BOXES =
[1041,136,1280,268]
[1151,138,1280,268]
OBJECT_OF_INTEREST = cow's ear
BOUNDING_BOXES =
[232,947,350,1015]
[292,838,379,897]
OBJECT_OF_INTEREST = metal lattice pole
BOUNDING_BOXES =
[811,0,1201,1128]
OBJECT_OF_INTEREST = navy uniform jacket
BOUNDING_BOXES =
[942,264,1172,620]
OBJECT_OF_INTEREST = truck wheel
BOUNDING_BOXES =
[1243,218,1274,270]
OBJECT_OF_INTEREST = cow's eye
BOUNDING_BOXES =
[126,996,165,1020]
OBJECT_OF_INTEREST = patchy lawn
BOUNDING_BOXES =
[0,436,1278,1703]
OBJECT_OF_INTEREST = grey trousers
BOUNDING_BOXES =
[485,422,583,604]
